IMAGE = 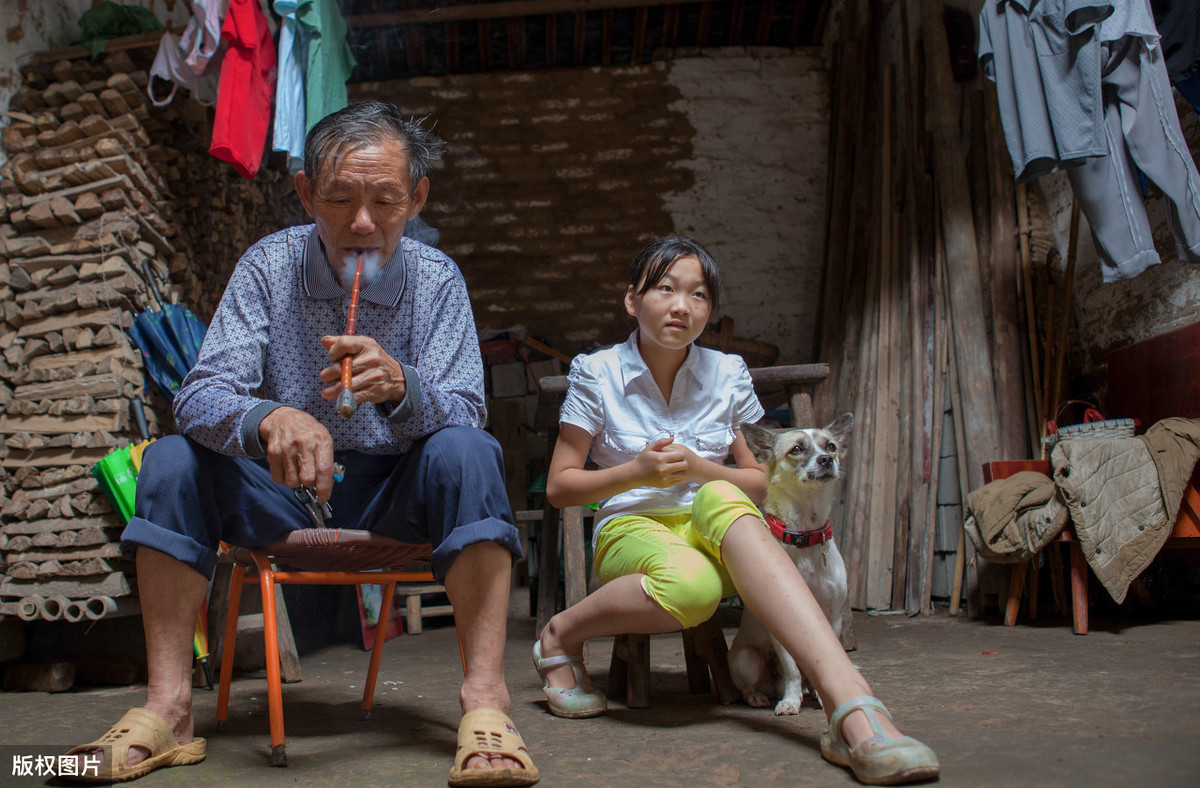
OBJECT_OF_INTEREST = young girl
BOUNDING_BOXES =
[533,237,939,785]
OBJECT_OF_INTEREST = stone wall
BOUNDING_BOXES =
[354,47,830,363]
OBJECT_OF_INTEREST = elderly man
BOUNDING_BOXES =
[67,101,538,786]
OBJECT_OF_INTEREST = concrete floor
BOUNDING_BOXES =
[1,602,1199,788]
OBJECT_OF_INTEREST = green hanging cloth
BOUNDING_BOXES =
[73,1,163,58]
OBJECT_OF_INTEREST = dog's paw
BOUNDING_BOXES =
[774,698,802,716]
[745,692,770,708]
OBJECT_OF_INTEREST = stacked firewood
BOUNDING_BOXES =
[0,41,298,623]
[812,5,1058,618]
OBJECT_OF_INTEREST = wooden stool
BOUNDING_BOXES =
[983,460,1090,635]
[394,583,451,635]
[607,615,739,708]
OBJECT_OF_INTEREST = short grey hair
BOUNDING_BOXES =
[303,100,447,192]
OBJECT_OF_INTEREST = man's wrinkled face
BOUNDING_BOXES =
[295,138,429,284]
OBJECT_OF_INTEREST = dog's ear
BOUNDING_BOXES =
[739,422,776,464]
[827,413,854,451]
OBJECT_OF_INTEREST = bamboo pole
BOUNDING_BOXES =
[920,0,1002,496]
[868,64,900,611]
[924,228,948,614]
[1048,199,1081,415]
[983,84,1028,460]
[1015,182,1044,455]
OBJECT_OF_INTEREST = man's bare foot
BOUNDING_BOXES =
[460,685,521,771]
[68,705,194,774]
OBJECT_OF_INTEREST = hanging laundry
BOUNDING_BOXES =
[210,0,278,179]
[74,1,163,57]
[182,0,230,76]
[147,0,229,109]
[297,0,357,133]
[980,0,1200,282]
[1066,35,1200,281]
[978,0,1113,183]
[272,0,306,173]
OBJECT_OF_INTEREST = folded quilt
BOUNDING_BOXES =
[964,471,1069,564]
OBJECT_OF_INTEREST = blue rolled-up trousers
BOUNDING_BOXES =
[121,426,522,582]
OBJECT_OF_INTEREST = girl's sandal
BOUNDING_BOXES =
[819,695,940,785]
[532,640,607,718]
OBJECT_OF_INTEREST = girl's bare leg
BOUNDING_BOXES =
[538,574,679,689]
[720,514,904,748]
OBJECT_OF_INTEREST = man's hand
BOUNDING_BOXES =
[633,436,688,488]
[319,335,407,410]
[259,406,336,501]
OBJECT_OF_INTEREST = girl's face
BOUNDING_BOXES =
[625,254,712,354]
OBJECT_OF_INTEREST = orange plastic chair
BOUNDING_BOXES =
[214,528,455,766]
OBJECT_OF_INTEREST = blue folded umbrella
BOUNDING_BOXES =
[127,261,207,404]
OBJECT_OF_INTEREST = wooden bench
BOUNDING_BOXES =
[394,583,451,635]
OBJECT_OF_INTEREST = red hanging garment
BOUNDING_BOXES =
[210,0,277,179]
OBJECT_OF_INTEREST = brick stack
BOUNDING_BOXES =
[0,42,298,623]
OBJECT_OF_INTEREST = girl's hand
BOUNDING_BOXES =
[635,435,688,487]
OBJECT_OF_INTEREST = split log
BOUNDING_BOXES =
[49,196,81,226]
[16,305,131,340]
[36,557,114,577]
[25,200,61,229]
[1,544,121,563]
[77,92,105,117]
[0,571,130,598]
[27,344,138,372]
[1,445,118,469]
[0,412,122,435]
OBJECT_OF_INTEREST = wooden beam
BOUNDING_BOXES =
[789,0,809,46]
[479,17,495,69]
[698,2,713,45]
[30,29,168,64]
[602,10,613,66]
[632,6,648,63]
[728,0,747,45]
[574,11,587,64]
[347,0,734,27]
[545,13,557,66]
[507,17,528,69]
[756,0,774,45]
[920,0,1001,491]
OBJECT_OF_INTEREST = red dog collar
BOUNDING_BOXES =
[763,513,834,547]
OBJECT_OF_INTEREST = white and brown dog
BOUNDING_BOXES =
[729,414,853,716]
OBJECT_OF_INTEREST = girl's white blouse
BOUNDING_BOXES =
[559,331,764,541]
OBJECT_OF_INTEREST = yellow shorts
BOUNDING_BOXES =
[593,480,762,628]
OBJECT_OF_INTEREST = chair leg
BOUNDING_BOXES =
[1068,538,1089,635]
[1004,561,1029,626]
[1028,556,1040,621]
[608,634,630,700]
[681,626,711,695]
[257,566,287,766]
[608,633,650,707]
[684,617,738,705]
[362,581,397,718]
[626,633,650,708]
[215,565,246,731]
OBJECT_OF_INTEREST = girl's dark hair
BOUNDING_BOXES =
[303,100,447,192]
[630,236,724,318]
